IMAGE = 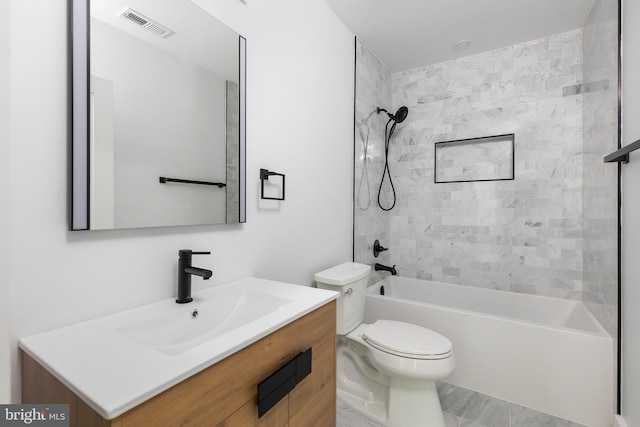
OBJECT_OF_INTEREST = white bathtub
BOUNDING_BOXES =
[365,276,613,427]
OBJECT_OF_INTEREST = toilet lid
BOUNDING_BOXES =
[363,320,453,360]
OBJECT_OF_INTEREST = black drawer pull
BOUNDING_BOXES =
[257,348,312,418]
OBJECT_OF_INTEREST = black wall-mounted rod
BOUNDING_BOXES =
[604,138,640,163]
[159,177,226,188]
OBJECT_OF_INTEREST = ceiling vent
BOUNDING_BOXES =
[118,8,174,38]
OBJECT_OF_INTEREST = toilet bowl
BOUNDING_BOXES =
[315,262,455,427]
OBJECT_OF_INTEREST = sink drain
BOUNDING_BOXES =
[191,309,199,319]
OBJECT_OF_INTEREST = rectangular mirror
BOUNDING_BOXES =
[71,0,246,230]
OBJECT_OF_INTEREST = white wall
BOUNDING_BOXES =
[622,0,640,424]
[7,0,354,401]
[0,0,11,405]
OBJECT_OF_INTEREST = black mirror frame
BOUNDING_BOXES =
[69,0,246,230]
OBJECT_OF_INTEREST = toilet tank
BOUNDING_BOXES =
[314,262,371,335]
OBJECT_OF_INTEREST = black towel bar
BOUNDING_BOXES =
[159,177,226,188]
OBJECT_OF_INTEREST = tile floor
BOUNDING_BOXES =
[336,382,587,427]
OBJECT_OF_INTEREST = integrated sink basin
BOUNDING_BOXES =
[19,277,338,419]
[119,289,295,355]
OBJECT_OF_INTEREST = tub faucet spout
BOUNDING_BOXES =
[374,263,397,276]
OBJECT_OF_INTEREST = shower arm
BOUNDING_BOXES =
[377,107,393,121]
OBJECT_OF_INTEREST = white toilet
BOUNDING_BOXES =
[315,262,454,427]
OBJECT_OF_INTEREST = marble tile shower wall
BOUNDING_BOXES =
[386,29,587,298]
[582,0,619,338]
[354,38,392,284]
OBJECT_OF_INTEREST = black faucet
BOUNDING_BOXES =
[176,249,213,304]
[374,263,397,276]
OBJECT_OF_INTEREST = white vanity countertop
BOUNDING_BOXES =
[19,277,338,420]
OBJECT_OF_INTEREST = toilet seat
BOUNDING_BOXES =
[363,320,453,360]
[346,321,455,381]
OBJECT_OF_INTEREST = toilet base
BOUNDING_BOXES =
[338,389,387,425]
[337,339,388,424]
[388,377,444,427]
[337,337,449,427]
[338,379,446,427]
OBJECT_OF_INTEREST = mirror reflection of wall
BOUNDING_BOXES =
[85,0,242,230]
[225,81,240,224]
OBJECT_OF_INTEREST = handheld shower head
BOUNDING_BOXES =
[375,105,409,212]
[394,106,408,123]
[377,106,409,123]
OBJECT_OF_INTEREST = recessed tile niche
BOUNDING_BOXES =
[434,134,514,183]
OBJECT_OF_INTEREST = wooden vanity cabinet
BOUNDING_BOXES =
[22,301,337,427]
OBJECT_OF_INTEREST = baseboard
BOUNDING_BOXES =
[615,415,628,427]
